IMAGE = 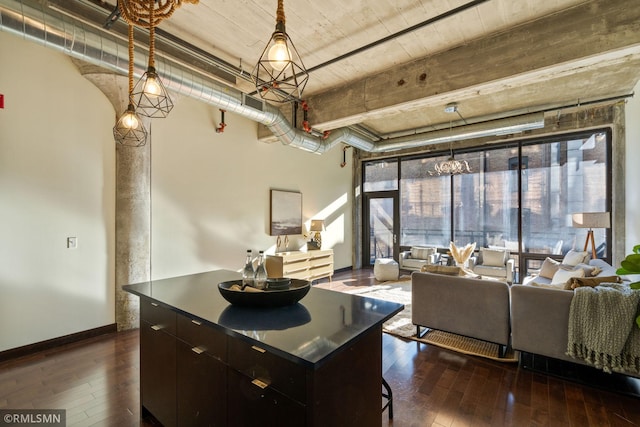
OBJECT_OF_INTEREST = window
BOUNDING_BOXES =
[363,160,398,192]
[521,132,609,257]
[362,129,611,278]
[452,147,520,249]
[400,156,451,247]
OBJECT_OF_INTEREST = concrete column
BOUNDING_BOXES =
[75,61,150,331]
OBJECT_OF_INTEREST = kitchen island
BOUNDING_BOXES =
[123,269,403,427]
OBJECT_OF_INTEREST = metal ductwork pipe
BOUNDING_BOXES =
[0,0,378,153]
[372,113,545,152]
[0,0,543,154]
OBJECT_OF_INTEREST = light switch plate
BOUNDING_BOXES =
[67,237,77,249]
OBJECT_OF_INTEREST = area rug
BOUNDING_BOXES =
[348,278,518,362]
[345,278,415,338]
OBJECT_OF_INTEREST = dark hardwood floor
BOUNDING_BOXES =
[0,268,638,426]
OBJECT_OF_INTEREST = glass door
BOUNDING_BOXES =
[363,192,399,266]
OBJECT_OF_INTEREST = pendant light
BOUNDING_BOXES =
[429,104,473,175]
[113,23,148,146]
[131,0,174,118]
[253,0,309,103]
[117,0,198,117]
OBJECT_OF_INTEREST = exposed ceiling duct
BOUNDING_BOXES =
[0,0,544,154]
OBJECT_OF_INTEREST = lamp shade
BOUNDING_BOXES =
[310,220,325,232]
[571,212,610,229]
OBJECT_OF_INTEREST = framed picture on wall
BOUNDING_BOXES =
[270,190,302,236]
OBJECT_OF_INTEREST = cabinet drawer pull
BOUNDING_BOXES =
[191,346,205,354]
[251,378,269,389]
[251,345,266,353]
[191,319,202,326]
[151,325,162,331]
[151,302,159,307]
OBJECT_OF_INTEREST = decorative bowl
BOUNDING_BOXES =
[218,279,310,307]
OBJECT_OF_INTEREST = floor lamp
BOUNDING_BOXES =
[571,212,610,259]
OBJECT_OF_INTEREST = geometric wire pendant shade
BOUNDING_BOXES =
[118,0,199,117]
[253,0,309,103]
[131,65,174,118]
[130,0,173,117]
[113,103,148,146]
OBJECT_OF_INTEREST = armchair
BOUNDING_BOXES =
[469,247,515,283]
[399,246,440,271]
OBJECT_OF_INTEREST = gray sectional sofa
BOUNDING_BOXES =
[411,265,640,378]
[411,271,512,357]
[511,273,640,378]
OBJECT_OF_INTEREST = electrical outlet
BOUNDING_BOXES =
[67,237,77,249]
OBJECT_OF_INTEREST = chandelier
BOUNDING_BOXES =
[428,105,473,175]
[253,0,309,103]
[429,157,472,175]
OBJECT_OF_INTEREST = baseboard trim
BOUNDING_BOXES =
[333,266,353,275]
[0,323,117,363]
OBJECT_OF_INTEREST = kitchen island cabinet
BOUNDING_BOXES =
[125,269,403,426]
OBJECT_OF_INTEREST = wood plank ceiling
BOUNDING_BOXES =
[68,0,640,143]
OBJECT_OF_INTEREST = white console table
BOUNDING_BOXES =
[266,250,334,282]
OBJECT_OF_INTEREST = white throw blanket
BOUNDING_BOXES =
[567,283,640,374]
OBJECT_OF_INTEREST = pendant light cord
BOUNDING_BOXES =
[276,0,285,24]
[128,23,134,103]
[148,0,155,68]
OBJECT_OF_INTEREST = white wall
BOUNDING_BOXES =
[625,84,640,254]
[0,33,116,352]
[0,31,352,352]
[149,96,353,279]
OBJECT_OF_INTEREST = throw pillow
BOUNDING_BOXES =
[421,264,461,276]
[539,257,561,279]
[565,275,622,290]
[550,267,585,285]
[411,246,435,259]
[481,248,507,267]
[572,263,601,277]
[562,249,589,266]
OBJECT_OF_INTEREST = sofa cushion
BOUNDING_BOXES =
[474,264,507,278]
[562,249,589,266]
[411,246,435,259]
[551,267,585,285]
[539,257,561,279]
[402,258,427,269]
[481,248,508,267]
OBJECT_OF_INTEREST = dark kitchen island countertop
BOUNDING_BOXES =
[123,269,404,369]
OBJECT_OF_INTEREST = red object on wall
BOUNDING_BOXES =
[0,94,4,109]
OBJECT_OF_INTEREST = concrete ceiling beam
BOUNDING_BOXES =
[302,0,640,131]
